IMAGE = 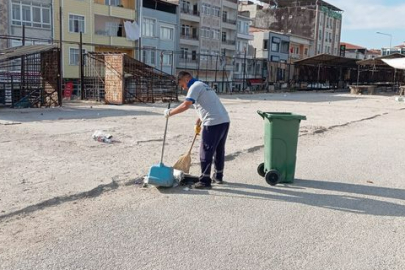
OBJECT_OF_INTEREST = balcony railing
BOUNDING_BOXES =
[222,39,236,45]
[180,34,199,41]
[181,8,200,16]
[224,0,238,3]
[222,18,237,24]
[94,0,134,10]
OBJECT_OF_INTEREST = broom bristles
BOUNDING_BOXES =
[173,153,191,173]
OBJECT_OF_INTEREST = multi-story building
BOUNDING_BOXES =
[382,43,405,56]
[53,0,137,81]
[340,42,367,59]
[6,0,53,47]
[240,0,343,56]
[289,35,312,62]
[138,0,178,75]
[233,13,254,90]
[138,0,179,74]
[168,0,238,91]
[250,27,290,83]
[0,0,9,50]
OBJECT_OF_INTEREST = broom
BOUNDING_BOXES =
[173,133,198,174]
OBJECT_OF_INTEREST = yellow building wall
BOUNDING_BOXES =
[53,0,136,79]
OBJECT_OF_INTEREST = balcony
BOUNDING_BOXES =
[178,57,198,68]
[222,39,236,45]
[237,32,254,40]
[93,1,136,20]
[223,0,238,9]
[221,39,236,50]
[180,34,199,46]
[222,17,237,30]
[180,8,200,22]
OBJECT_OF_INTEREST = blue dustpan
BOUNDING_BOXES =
[146,103,175,187]
[147,163,174,187]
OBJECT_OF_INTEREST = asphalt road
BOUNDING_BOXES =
[1,97,405,270]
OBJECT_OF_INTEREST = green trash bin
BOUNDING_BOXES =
[257,111,306,186]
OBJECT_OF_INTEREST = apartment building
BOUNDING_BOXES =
[138,0,178,75]
[250,28,290,83]
[289,35,312,62]
[54,0,137,81]
[168,0,238,88]
[0,0,8,49]
[233,13,254,88]
[6,0,53,47]
[240,0,343,57]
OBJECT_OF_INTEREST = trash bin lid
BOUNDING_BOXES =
[257,111,307,121]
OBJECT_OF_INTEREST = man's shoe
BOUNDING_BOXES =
[193,181,212,189]
[212,178,224,184]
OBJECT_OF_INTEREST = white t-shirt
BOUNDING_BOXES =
[186,81,230,126]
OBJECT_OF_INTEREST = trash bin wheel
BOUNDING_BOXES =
[257,163,265,177]
[265,170,280,186]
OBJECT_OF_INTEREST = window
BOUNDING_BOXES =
[162,54,173,65]
[69,15,85,33]
[69,48,86,65]
[180,0,191,13]
[11,2,50,28]
[161,26,174,40]
[180,48,188,59]
[105,0,121,6]
[201,27,211,38]
[143,47,156,65]
[319,30,322,41]
[105,22,120,36]
[243,22,249,34]
[236,62,240,72]
[22,5,31,25]
[263,39,269,50]
[304,48,308,55]
[280,41,289,54]
[142,18,155,37]
[200,50,209,60]
[201,3,211,15]
[223,11,227,22]
[212,29,220,40]
[295,47,299,54]
[213,7,220,17]
[181,25,191,37]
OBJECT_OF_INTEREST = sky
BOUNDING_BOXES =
[328,0,405,49]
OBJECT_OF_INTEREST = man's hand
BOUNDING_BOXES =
[194,118,202,135]
[164,109,172,118]
[194,125,201,135]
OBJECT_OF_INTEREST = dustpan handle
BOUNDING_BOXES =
[160,102,170,164]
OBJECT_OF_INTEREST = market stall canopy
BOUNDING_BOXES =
[356,53,405,67]
[294,54,358,68]
[382,58,405,70]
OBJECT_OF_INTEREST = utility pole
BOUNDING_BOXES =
[58,1,63,106]
[243,47,247,91]
[79,31,84,100]
[21,25,26,100]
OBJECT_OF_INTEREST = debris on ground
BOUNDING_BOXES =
[92,130,113,144]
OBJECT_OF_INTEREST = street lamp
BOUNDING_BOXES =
[376,31,393,55]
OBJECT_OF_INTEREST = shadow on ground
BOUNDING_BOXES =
[219,92,391,103]
[0,105,161,123]
[163,179,405,217]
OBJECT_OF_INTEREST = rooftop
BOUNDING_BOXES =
[340,42,366,50]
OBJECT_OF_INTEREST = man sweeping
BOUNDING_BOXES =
[164,71,230,189]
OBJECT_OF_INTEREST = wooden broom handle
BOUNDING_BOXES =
[188,133,198,154]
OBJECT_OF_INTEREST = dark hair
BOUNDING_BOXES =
[177,71,192,81]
